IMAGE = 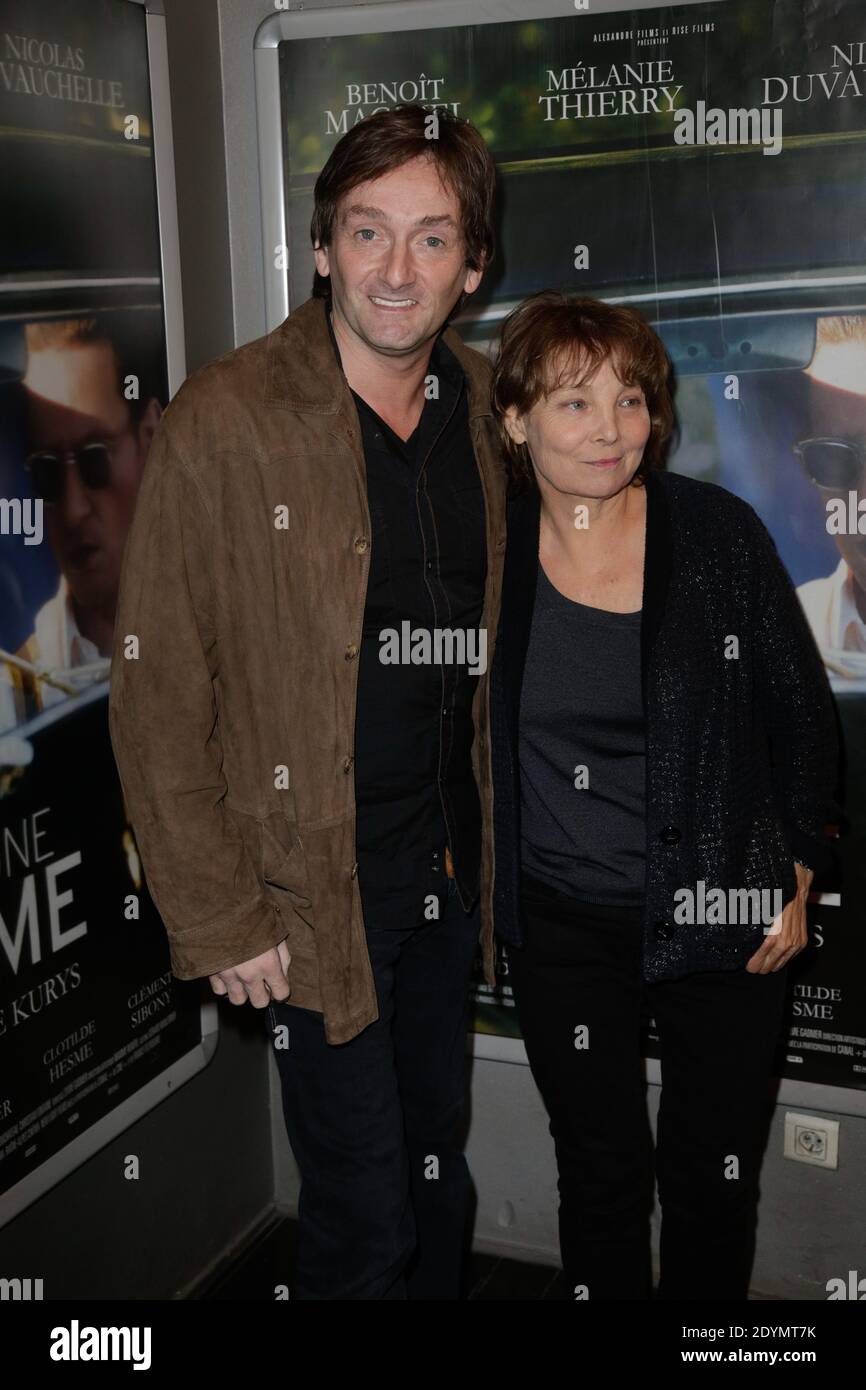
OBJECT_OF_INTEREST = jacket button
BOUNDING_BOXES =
[353,536,369,554]
[653,921,675,940]
[659,826,681,845]
[342,755,354,773]
[350,861,358,879]
[345,643,358,660]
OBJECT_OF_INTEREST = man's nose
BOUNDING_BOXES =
[57,462,95,522]
[380,239,414,287]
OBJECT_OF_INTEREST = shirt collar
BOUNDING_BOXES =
[835,560,866,650]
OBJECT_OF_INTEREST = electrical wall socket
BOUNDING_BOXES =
[783,1112,839,1169]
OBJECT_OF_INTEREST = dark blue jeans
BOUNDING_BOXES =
[508,874,789,1301]
[269,874,479,1299]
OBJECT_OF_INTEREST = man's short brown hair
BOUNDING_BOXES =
[310,103,497,300]
[492,291,675,486]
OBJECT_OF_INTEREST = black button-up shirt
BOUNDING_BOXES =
[326,309,487,926]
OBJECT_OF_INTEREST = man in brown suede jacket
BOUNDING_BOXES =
[108,106,505,1299]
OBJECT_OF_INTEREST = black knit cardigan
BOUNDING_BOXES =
[489,468,842,980]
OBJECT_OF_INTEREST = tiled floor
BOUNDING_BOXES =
[198,1213,574,1300]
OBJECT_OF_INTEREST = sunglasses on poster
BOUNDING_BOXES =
[793,436,866,490]
[23,440,116,505]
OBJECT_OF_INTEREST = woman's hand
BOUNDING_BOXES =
[745,862,814,973]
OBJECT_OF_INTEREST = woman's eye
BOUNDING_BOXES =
[621,395,644,407]
[566,400,586,410]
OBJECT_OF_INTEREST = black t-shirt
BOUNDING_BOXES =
[518,561,647,906]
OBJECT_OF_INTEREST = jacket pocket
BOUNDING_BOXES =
[259,812,312,912]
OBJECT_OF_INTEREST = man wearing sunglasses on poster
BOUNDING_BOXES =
[0,318,162,730]
[795,314,866,689]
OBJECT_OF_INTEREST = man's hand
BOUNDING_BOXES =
[208,939,292,1007]
[745,862,813,974]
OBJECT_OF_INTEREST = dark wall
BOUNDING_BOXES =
[0,1006,274,1299]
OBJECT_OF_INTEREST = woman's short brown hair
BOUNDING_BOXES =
[310,104,497,299]
[491,291,675,485]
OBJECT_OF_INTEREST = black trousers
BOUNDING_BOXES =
[269,873,479,1300]
[506,874,788,1301]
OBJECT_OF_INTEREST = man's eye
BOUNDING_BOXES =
[423,236,445,248]
[565,400,586,410]
[356,228,377,241]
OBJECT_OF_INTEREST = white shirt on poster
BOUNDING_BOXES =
[797,557,866,689]
[0,574,109,736]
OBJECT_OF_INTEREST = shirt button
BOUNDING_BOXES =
[342,755,354,773]
[353,536,369,555]
[345,643,358,660]
[659,826,682,845]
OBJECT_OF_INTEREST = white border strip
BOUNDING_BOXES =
[469,1031,866,1117]
[145,5,187,396]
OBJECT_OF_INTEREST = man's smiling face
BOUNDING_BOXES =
[313,154,482,358]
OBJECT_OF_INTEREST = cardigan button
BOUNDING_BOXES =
[653,921,675,940]
[659,826,682,845]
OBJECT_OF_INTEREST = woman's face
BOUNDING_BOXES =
[505,354,652,500]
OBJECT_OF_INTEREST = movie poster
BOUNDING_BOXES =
[276,0,866,1090]
[0,0,205,1220]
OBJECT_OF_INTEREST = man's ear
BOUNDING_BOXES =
[503,405,527,447]
[137,397,163,460]
[313,241,330,280]
[462,261,483,297]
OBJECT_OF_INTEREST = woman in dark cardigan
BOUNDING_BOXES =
[488,291,840,1301]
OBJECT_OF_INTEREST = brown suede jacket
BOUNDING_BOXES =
[108,296,507,1043]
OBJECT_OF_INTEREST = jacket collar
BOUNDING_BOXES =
[264,295,494,422]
